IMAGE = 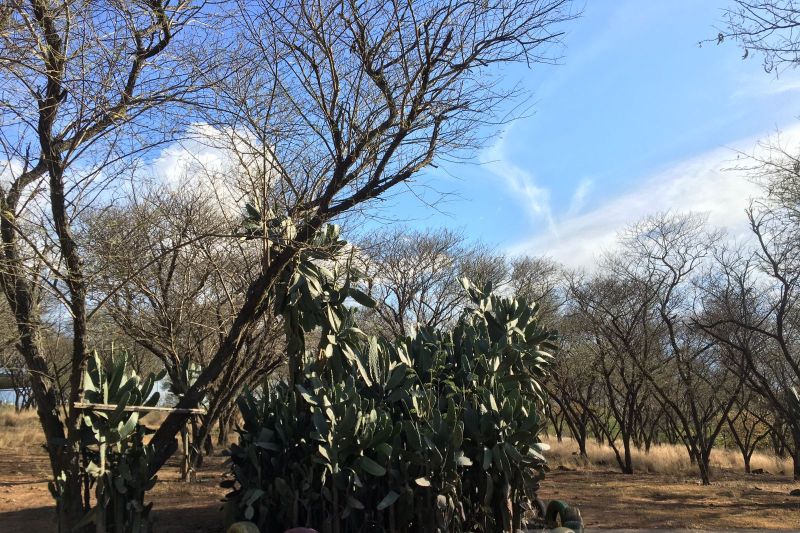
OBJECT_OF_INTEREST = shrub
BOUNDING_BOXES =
[223,278,557,532]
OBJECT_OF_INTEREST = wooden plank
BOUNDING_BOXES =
[73,401,206,415]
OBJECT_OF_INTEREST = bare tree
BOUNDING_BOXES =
[717,0,800,72]
[460,243,510,292]
[86,183,283,470]
[697,195,800,479]
[357,227,508,337]
[358,227,466,337]
[725,387,774,473]
[0,2,210,527]
[510,255,563,322]
[621,213,740,485]
[543,303,599,457]
[567,267,655,474]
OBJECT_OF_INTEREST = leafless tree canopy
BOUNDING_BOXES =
[356,226,510,337]
[201,0,575,220]
[718,0,800,72]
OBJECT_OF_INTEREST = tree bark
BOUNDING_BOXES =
[622,433,633,475]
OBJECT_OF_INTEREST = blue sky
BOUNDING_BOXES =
[372,0,800,266]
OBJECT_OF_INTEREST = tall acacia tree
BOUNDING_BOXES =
[542,287,599,458]
[85,184,284,466]
[621,213,740,485]
[356,227,508,337]
[146,0,578,474]
[697,180,800,480]
[567,266,656,474]
[0,2,211,528]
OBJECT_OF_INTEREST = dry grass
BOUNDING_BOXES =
[0,405,42,451]
[543,435,794,476]
[1,407,793,476]
[0,405,39,427]
[0,406,226,452]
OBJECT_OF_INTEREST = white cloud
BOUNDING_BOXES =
[151,123,230,184]
[480,130,555,231]
[0,158,24,188]
[148,123,279,217]
[507,123,800,268]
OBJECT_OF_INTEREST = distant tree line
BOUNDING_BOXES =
[351,150,800,485]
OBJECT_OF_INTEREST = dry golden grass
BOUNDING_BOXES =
[1,406,793,476]
[542,435,794,476]
[0,405,43,451]
[0,405,39,427]
[0,406,227,452]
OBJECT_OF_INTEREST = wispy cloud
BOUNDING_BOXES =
[566,177,593,217]
[506,123,800,268]
[730,69,800,99]
[480,130,555,231]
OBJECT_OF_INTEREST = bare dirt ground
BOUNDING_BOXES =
[2,410,799,531]
[2,452,799,531]
[0,450,229,533]
[539,468,800,530]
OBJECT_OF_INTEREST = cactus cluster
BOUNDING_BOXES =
[223,271,558,532]
[66,351,164,532]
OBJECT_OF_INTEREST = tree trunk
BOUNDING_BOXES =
[622,434,633,474]
[697,449,711,486]
[9,296,86,530]
[181,423,193,483]
[577,427,588,457]
[771,430,786,458]
[217,413,232,447]
[203,431,214,456]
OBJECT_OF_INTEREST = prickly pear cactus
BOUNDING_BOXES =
[73,350,165,533]
[224,275,560,532]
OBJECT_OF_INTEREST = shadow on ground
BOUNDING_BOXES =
[0,503,226,532]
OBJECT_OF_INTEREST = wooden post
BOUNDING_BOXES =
[181,422,191,482]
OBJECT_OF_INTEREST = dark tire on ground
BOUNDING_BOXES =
[545,500,584,532]
[562,505,584,532]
